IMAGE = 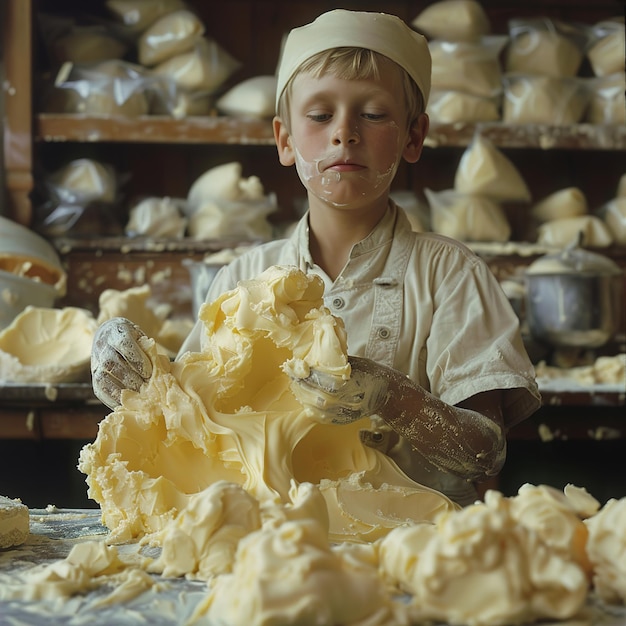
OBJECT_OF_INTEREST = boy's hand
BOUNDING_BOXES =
[290,356,389,424]
[91,317,153,410]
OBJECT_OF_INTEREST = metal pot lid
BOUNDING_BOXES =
[526,238,622,277]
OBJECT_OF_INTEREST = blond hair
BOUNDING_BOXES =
[277,47,425,132]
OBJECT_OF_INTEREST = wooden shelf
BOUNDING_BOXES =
[51,235,259,254]
[540,390,625,408]
[36,114,626,151]
[36,113,276,145]
[424,122,626,151]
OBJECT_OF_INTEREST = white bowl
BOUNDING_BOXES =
[0,270,59,330]
[0,216,66,293]
[0,305,97,383]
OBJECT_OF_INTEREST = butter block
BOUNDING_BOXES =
[0,495,29,548]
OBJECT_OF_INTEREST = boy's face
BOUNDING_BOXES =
[274,60,427,211]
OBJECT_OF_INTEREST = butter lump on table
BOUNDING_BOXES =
[202,483,397,626]
[0,495,29,549]
[586,496,626,604]
[379,486,591,626]
[509,483,596,576]
[148,480,262,580]
[79,265,455,544]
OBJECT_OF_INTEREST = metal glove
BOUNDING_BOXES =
[292,355,506,480]
[91,317,153,410]
[290,356,389,424]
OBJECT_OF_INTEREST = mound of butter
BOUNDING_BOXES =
[0,495,29,548]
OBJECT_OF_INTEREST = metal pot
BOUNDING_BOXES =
[524,242,624,349]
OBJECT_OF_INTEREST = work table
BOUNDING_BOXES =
[0,508,211,625]
[1,507,625,626]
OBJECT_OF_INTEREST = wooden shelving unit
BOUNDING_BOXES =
[1,0,625,446]
[36,113,277,145]
[36,114,626,151]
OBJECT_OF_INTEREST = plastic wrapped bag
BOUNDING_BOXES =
[150,87,214,118]
[34,200,126,236]
[51,26,128,65]
[186,162,276,240]
[151,37,240,93]
[188,195,277,241]
[47,159,118,205]
[587,18,625,77]
[598,197,626,245]
[125,197,188,238]
[138,9,205,66]
[537,216,613,248]
[429,36,507,98]
[427,90,500,123]
[505,18,586,78]
[35,158,125,236]
[411,0,490,42]
[502,74,588,125]
[105,0,187,34]
[454,134,531,202]
[531,188,588,224]
[37,13,130,66]
[216,76,277,118]
[187,162,265,214]
[425,188,511,242]
[390,190,429,232]
[586,73,626,125]
[44,60,151,116]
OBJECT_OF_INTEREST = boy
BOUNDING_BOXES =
[92,9,540,506]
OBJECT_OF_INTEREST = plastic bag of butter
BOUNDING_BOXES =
[586,73,626,125]
[150,37,241,94]
[138,9,205,66]
[411,0,491,42]
[125,196,188,238]
[216,75,277,119]
[537,215,613,248]
[44,60,151,116]
[505,18,587,78]
[429,36,507,99]
[427,89,500,123]
[105,0,187,34]
[46,158,118,205]
[586,18,625,77]
[38,14,129,66]
[426,188,511,242]
[502,74,589,125]
[531,187,588,224]
[598,197,626,245]
[186,162,277,241]
[454,134,531,202]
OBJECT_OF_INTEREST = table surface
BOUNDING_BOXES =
[1,508,626,626]
[0,508,210,625]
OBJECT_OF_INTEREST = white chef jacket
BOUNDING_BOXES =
[179,202,541,505]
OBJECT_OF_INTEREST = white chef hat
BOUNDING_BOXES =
[276,9,431,111]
